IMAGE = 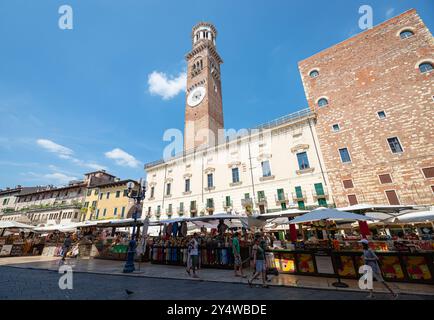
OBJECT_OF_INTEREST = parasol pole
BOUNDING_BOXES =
[331,218,349,288]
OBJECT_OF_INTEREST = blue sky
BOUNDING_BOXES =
[0,0,433,188]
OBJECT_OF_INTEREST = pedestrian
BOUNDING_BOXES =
[61,233,72,262]
[360,239,398,299]
[186,233,200,278]
[232,232,246,278]
[260,236,272,282]
[248,235,268,288]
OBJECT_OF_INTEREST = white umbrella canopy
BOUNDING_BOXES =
[0,221,35,229]
[338,204,416,215]
[34,224,76,232]
[192,220,219,229]
[289,207,373,224]
[391,210,434,223]
[188,213,244,221]
[252,209,308,220]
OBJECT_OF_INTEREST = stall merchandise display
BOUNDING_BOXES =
[150,234,251,269]
[270,247,434,284]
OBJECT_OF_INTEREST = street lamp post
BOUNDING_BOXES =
[123,178,147,273]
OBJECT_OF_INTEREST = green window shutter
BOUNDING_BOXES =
[314,183,324,196]
[297,201,305,210]
[277,188,284,200]
[295,186,303,198]
[318,198,327,207]
[225,196,231,206]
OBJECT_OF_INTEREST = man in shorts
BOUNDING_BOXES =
[232,232,246,278]
[186,233,200,278]
[248,235,268,288]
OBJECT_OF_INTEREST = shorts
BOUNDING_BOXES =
[191,255,199,268]
[255,260,266,272]
[234,255,242,266]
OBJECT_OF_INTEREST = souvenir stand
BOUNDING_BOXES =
[148,214,251,270]
[0,221,37,257]
[92,218,143,261]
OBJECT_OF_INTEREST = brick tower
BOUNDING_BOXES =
[184,22,224,151]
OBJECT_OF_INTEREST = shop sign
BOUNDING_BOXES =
[0,244,12,256]
[315,255,334,274]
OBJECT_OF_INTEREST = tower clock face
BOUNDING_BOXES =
[187,86,206,107]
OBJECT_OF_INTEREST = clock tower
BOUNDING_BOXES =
[184,22,224,151]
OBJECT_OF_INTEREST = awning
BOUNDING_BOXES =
[0,221,35,229]
[251,209,307,220]
[289,208,373,224]
[34,223,77,232]
[392,210,434,223]
[188,213,245,222]
[338,203,416,215]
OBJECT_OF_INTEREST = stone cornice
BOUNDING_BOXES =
[186,42,223,64]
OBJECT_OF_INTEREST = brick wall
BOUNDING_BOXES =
[298,9,434,207]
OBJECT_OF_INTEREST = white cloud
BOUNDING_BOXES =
[148,71,186,100]
[70,158,107,170]
[386,8,395,18]
[44,173,78,184]
[36,139,73,158]
[36,138,106,170]
[25,172,78,185]
[105,148,141,168]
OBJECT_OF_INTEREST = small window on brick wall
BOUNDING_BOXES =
[347,194,358,206]
[342,179,354,189]
[422,167,434,179]
[379,174,393,184]
[431,186,434,194]
[385,190,400,205]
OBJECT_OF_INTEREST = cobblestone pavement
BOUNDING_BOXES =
[0,266,431,300]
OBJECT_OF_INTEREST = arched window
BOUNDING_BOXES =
[399,30,414,39]
[318,98,329,107]
[309,70,319,78]
[419,62,433,73]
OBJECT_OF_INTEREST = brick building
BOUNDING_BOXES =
[298,9,434,207]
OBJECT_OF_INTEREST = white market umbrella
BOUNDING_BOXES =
[0,221,35,229]
[192,220,219,229]
[391,210,434,223]
[34,223,77,232]
[252,209,308,220]
[289,207,373,224]
[188,213,244,222]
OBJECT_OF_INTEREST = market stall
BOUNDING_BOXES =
[0,221,38,257]
[147,214,251,269]
[266,208,434,284]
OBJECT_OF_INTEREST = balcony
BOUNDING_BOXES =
[259,175,275,182]
[292,191,307,201]
[296,167,315,175]
[177,207,185,216]
[275,193,289,205]
[166,208,173,215]
[312,189,329,200]
[222,200,233,210]
[241,198,253,208]
[255,196,267,206]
